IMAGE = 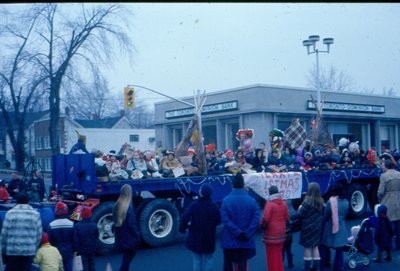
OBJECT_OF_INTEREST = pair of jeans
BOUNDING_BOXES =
[223,248,249,271]
[5,255,33,271]
[193,252,214,271]
[119,250,136,271]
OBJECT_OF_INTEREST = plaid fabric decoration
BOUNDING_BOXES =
[285,121,307,149]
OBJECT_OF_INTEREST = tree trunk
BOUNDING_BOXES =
[49,83,61,155]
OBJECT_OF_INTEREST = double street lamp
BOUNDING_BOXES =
[302,35,334,112]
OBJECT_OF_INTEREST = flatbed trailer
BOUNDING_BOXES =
[47,154,381,254]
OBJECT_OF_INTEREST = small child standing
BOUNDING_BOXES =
[33,232,64,271]
[282,221,294,269]
[370,204,393,263]
[74,207,99,271]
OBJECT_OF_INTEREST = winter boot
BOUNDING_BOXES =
[304,257,312,271]
[384,249,392,262]
[373,251,382,263]
[312,257,321,271]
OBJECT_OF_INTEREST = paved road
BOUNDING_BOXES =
[94,217,400,271]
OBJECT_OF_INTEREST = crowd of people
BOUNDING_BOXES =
[88,127,400,183]
[180,164,400,271]
[1,127,400,271]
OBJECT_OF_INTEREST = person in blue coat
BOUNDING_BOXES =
[220,172,261,271]
[74,207,99,271]
[113,184,141,271]
[179,183,222,271]
[48,201,75,271]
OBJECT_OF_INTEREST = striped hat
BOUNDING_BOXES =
[55,202,68,216]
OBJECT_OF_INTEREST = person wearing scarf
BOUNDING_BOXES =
[321,183,349,271]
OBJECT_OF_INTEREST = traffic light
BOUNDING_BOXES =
[124,87,135,109]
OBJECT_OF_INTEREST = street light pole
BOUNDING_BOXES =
[302,35,334,113]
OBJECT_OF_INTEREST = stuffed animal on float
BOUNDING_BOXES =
[269,128,285,150]
[340,148,354,168]
[338,137,350,153]
[69,130,89,154]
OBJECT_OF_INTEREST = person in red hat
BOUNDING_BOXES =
[48,201,75,271]
[33,232,63,271]
[74,207,99,271]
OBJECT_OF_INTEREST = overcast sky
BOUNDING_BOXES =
[105,3,400,107]
[8,3,397,108]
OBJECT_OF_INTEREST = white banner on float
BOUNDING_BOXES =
[244,172,303,200]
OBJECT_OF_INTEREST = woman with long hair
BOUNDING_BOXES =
[320,182,349,271]
[113,184,141,271]
[296,182,325,271]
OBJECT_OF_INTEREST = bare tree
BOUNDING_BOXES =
[62,68,117,119]
[30,3,134,154]
[0,9,46,171]
[124,104,155,129]
[307,65,354,92]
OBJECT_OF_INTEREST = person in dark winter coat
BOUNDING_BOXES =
[320,183,349,271]
[179,183,222,271]
[221,172,260,271]
[260,185,290,271]
[370,204,393,262]
[48,201,75,271]
[296,182,325,271]
[113,184,141,271]
[7,171,26,199]
[74,207,99,271]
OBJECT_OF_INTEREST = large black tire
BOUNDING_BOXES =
[91,201,115,255]
[346,183,368,218]
[139,199,179,247]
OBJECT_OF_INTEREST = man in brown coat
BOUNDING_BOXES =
[378,159,400,250]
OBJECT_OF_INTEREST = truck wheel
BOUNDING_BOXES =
[139,199,179,247]
[346,184,367,218]
[91,201,115,255]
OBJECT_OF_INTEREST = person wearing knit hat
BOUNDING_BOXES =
[179,182,221,271]
[369,204,393,263]
[34,232,63,271]
[49,201,75,271]
[74,207,99,271]
[54,201,69,217]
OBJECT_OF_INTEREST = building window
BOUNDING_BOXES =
[203,125,217,146]
[36,137,44,150]
[149,137,155,143]
[172,128,182,147]
[45,158,51,172]
[130,134,139,142]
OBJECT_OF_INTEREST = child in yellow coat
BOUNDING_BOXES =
[33,232,64,271]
